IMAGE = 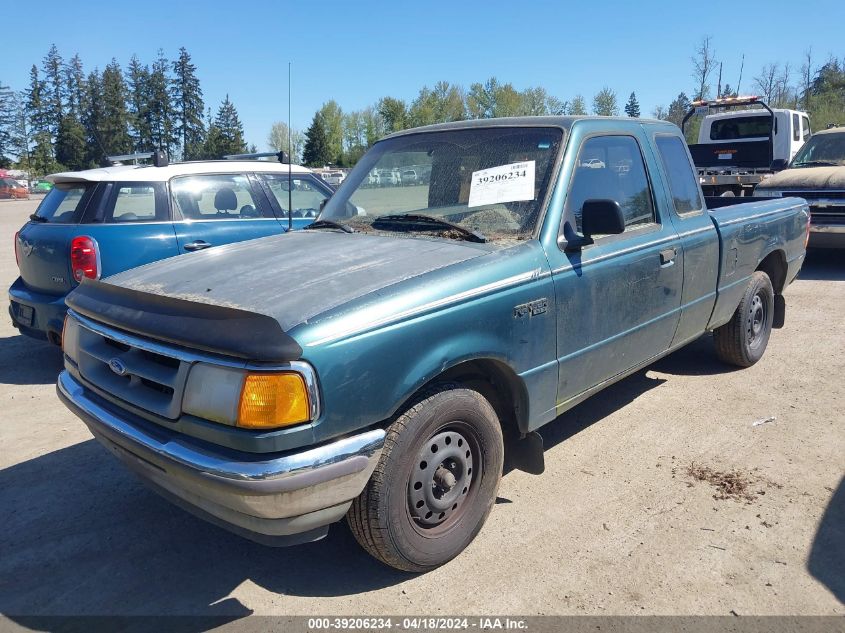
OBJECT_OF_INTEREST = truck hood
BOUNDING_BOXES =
[758,166,845,191]
[103,231,490,333]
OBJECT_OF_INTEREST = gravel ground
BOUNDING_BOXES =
[0,197,842,618]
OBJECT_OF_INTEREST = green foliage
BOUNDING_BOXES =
[378,97,408,134]
[302,112,331,167]
[55,114,87,170]
[172,47,205,160]
[267,121,304,163]
[569,95,587,115]
[0,83,16,165]
[318,100,344,164]
[126,56,152,152]
[203,94,247,159]
[147,50,176,153]
[624,92,640,118]
[592,87,619,116]
[42,44,64,139]
[100,60,132,158]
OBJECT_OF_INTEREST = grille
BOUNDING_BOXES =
[76,323,190,419]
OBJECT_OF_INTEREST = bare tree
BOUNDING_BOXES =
[691,36,717,100]
[652,105,668,120]
[753,63,779,103]
[800,48,814,109]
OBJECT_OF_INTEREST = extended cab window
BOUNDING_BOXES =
[802,116,811,141]
[655,135,703,215]
[171,174,269,220]
[263,174,330,220]
[32,182,95,224]
[566,135,655,233]
[792,114,800,141]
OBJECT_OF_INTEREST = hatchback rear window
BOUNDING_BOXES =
[33,183,95,223]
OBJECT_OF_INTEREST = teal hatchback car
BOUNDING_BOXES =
[10,160,332,344]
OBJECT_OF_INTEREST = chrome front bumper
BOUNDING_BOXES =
[57,370,386,545]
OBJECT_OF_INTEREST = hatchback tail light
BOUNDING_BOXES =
[70,236,100,282]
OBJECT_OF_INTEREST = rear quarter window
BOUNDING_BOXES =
[655,135,704,216]
[33,183,95,223]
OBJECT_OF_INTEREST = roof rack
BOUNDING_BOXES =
[224,151,290,164]
[105,150,169,167]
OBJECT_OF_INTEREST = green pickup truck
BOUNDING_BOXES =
[57,116,809,572]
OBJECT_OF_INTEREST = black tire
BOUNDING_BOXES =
[713,271,775,367]
[347,384,504,572]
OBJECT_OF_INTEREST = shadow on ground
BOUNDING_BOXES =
[808,475,845,604]
[799,248,845,282]
[0,440,411,621]
[0,334,63,385]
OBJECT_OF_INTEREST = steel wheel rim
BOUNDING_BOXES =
[407,423,481,535]
[747,292,767,348]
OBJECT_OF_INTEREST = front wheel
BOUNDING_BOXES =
[347,385,504,572]
[713,271,774,367]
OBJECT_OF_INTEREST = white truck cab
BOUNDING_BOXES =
[698,108,811,163]
[684,96,811,196]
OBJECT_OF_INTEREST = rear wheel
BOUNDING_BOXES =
[348,384,503,572]
[714,271,774,367]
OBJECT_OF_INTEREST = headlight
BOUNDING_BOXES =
[183,363,317,429]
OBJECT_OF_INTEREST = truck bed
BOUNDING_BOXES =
[704,196,809,330]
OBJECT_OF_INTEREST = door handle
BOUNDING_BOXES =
[659,248,677,266]
[184,240,212,252]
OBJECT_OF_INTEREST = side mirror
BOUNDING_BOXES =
[582,199,625,237]
[770,158,789,172]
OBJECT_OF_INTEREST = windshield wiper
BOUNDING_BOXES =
[303,219,355,233]
[372,214,487,243]
[29,214,47,223]
[792,160,840,167]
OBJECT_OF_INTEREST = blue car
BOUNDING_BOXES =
[10,160,333,344]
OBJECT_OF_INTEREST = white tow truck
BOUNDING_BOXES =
[683,96,811,196]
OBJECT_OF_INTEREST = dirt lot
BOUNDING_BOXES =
[0,197,842,618]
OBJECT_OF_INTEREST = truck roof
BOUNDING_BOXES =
[47,160,313,184]
[382,115,667,140]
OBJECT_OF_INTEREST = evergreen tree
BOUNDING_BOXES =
[171,47,205,160]
[203,95,246,158]
[667,92,691,128]
[624,92,641,117]
[25,65,55,174]
[302,111,331,167]
[64,54,86,118]
[126,55,152,152]
[147,50,176,154]
[83,69,106,165]
[100,61,132,157]
[41,44,64,140]
[55,114,87,169]
[10,91,32,172]
[592,87,619,116]
[0,83,16,167]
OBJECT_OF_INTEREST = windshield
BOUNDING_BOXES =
[791,131,845,166]
[319,127,564,242]
[33,182,94,223]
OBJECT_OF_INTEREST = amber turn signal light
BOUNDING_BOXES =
[237,372,310,429]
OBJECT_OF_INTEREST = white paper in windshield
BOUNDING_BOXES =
[468,160,535,208]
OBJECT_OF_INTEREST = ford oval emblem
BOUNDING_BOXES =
[108,358,128,376]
